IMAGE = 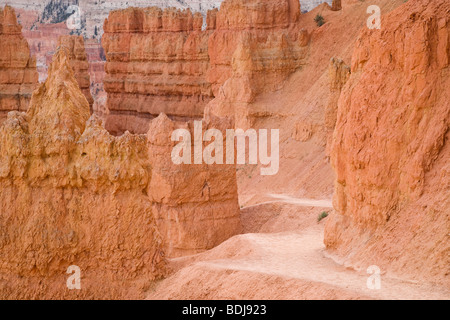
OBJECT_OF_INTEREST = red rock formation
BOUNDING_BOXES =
[206,0,308,128]
[85,38,106,109]
[102,7,213,135]
[0,48,167,299]
[147,113,241,257]
[0,45,241,297]
[0,5,38,124]
[102,0,309,133]
[57,35,94,110]
[325,0,450,285]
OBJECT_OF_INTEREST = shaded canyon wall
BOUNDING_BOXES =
[324,0,450,285]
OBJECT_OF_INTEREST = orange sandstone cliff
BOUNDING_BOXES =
[325,0,450,285]
[0,48,166,299]
[0,5,38,124]
[0,0,447,300]
[102,7,213,135]
[102,0,309,134]
[0,46,240,299]
[325,57,350,155]
[147,114,241,257]
[206,0,309,128]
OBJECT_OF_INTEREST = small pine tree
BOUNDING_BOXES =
[314,14,325,27]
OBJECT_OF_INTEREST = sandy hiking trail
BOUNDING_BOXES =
[242,194,333,209]
[147,195,450,300]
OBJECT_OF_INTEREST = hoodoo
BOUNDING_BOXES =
[0,5,38,124]
[147,113,241,258]
[0,0,448,301]
[102,7,213,135]
[0,48,166,299]
[325,0,450,285]
[0,45,241,299]
[206,0,309,128]
[102,0,309,133]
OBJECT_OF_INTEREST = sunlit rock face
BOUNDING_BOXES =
[0,47,240,299]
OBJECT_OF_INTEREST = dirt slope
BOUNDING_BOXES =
[236,0,405,205]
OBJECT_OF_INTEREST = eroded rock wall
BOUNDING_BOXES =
[147,113,241,257]
[0,5,38,124]
[206,0,309,128]
[325,0,450,284]
[21,18,71,83]
[102,0,311,133]
[325,57,350,155]
[102,7,213,135]
[0,48,166,299]
[0,46,241,298]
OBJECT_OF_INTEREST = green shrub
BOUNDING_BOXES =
[314,14,325,27]
[317,211,329,222]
